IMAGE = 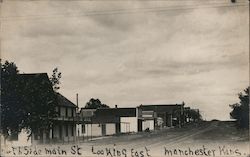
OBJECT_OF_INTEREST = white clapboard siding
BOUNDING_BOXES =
[120,117,138,133]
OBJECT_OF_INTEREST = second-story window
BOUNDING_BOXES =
[65,107,68,117]
[71,108,74,117]
[58,107,61,116]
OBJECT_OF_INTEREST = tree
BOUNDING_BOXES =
[184,109,202,123]
[1,61,23,138]
[84,98,109,109]
[1,60,58,139]
[20,73,58,138]
[49,67,62,91]
[229,87,249,129]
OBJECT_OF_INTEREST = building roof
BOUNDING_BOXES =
[80,107,136,123]
[18,73,54,94]
[19,73,77,108]
[138,104,184,113]
[14,73,56,110]
[92,108,136,123]
[79,109,96,117]
[139,104,184,107]
[56,93,78,108]
[19,73,52,85]
[94,108,136,117]
[19,73,48,76]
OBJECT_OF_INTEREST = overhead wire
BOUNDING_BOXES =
[2,0,249,1]
[0,1,248,21]
[2,0,242,2]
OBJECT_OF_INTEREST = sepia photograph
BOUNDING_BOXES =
[0,0,249,156]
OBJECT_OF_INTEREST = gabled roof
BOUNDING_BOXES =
[19,73,48,77]
[19,73,52,86]
[14,73,56,109]
[3,73,54,104]
[18,73,54,94]
[56,93,77,108]
[19,73,77,108]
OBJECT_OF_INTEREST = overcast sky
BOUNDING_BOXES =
[1,0,249,120]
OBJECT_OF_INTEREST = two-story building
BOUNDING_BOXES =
[3,73,78,145]
[49,93,78,143]
[29,92,78,144]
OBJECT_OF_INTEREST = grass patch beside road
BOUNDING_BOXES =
[192,121,249,142]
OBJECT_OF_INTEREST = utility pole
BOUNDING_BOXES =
[76,93,79,142]
[76,93,79,109]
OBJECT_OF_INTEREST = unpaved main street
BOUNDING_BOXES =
[87,121,249,157]
[2,121,249,157]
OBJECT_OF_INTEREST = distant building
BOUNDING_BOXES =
[184,107,201,123]
[137,104,185,131]
[77,103,186,140]
[77,107,137,139]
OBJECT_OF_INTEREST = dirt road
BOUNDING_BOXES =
[86,121,249,157]
[2,121,249,157]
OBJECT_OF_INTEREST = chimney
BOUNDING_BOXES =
[76,93,79,108]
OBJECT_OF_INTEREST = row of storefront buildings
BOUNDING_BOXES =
[3,73,200,146]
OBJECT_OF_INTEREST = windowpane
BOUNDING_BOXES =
[66,107,68,117]
[65,125,68,136]
[58,107,61,116]
[71,125,74,136]
[82,124,85,134]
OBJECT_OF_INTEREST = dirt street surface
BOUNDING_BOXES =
[1,121,249,157]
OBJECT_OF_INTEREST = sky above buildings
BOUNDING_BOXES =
[1,0,249,120]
